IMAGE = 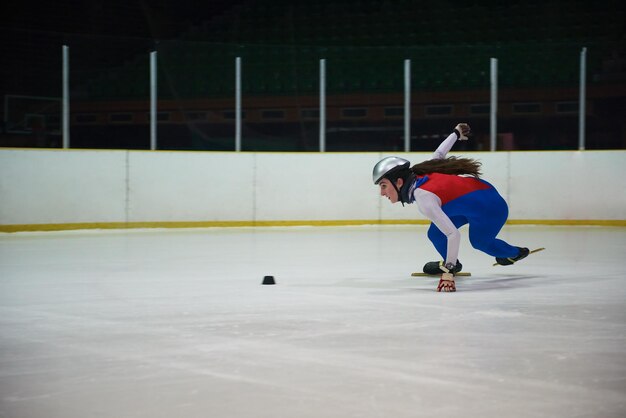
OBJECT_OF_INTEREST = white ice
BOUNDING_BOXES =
[0,225,625,418]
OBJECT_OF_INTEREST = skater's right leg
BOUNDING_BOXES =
[495,247,530,265]
[463,188,521,259]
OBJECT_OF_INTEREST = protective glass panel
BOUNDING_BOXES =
[1,26,622,151]
[67,34,154,149]
[1,28,64,148]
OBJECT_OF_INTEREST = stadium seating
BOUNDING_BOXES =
[81,0,624,99]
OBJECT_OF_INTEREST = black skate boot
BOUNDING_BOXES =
[423,260,462,275]
[495,247,530,266]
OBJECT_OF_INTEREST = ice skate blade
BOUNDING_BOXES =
[412,272,471,277]
[493,247,545,266]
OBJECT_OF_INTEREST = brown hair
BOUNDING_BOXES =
[410,156,482,178]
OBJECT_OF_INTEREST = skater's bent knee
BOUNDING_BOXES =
[469,238,491,252]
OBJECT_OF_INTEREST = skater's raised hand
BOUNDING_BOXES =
[454,123,470,140]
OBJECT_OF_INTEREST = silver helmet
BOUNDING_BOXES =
[372,156,410,185]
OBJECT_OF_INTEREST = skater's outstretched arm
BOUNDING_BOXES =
[432,123,470,160]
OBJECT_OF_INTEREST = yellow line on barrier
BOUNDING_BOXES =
[1,219,625,233]
[505,219,626,226]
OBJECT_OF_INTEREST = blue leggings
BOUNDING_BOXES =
[426,186,519,259]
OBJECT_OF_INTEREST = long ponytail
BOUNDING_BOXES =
[410,156,482,178]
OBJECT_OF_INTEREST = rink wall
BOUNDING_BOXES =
[0,148,625,231]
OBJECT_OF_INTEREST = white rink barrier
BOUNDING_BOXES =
[0,149,624,231]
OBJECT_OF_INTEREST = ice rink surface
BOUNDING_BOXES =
[1,225,625,418]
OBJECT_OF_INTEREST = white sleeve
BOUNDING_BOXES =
[432,132,459,160]
[413,188,461,266]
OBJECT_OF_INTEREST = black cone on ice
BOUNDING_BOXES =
[262,275,275,285]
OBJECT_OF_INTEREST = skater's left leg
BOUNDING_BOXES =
[423,216,468,274]
[426,216,468,260]
[426,223,448,260]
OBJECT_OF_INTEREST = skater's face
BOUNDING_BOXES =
[379,178,403,203]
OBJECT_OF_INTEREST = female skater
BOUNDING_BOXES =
[372,123,529,292]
